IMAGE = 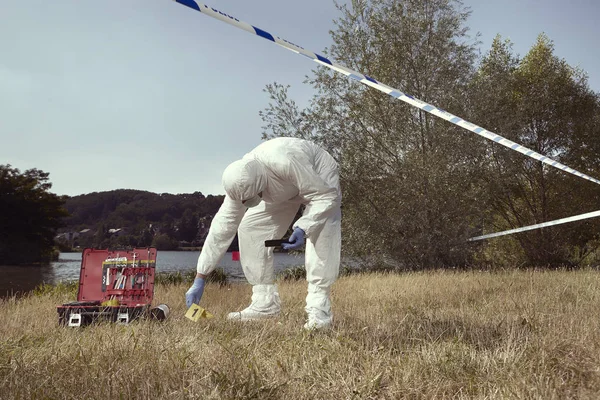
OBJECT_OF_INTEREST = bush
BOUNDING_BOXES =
[277,265,306,281]
[205,268,228,287]
[155,268,228,287]
[154,270,194,285]
[277,264,362,282]
[151,234,179,251]
[33,281,78,297]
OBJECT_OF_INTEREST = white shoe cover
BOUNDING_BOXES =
[304,308,332,330]
[227,284,281,321]
[304,284,332,330]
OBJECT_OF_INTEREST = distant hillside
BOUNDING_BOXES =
[56,189,226,250]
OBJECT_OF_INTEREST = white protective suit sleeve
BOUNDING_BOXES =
[289,162,340,238]
[196,195,246,275]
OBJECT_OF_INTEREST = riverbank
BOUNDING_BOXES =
[2,269,600,398]
[55,247,204,253]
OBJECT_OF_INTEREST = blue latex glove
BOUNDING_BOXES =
[185,277,206,308]
[282,227,305,250]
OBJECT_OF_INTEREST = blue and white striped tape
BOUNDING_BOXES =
[172,0,600,239]
[172,0,600,186]
[468,209,600,241]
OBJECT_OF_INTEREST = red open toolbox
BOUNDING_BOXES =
[57,248,158,326]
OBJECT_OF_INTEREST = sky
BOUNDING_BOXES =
[1,0,598,197]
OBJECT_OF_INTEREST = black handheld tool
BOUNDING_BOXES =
[264,239,289,247]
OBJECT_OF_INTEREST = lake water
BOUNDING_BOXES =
[0,251,307,298]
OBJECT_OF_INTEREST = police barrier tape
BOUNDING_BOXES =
[172,0,600,238]
[172,0,600,186]
[468,210,600,241]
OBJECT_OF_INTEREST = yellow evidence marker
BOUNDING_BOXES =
[185,304,214,321]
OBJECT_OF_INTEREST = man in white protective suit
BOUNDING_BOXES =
[185,137,342,330]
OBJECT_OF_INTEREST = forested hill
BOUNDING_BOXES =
[57,189,225,250]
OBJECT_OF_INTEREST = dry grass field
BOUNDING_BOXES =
[2,269,600,399]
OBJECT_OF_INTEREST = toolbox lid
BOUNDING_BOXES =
[77,248,157,306]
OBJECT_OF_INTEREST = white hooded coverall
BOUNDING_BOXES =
[196,137,341,324]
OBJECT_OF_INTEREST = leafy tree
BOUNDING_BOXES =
[59,190,224,249]
[152,233,179,251]
[471,34,600,267]
[0,165,68,264]
[139,226,154,247]
[94,223,108,248]
[177,208,199,243]
[261,0,484,269]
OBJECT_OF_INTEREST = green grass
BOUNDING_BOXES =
[2,269,600,399]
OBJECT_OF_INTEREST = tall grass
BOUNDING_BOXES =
[2,269,600,399]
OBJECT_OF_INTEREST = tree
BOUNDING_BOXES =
[471,34,600,267]
[261,0,484,269]
[177,208,199,243]
[59,190,224,249]
[0,165,68,264]
[152,233,179,251]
